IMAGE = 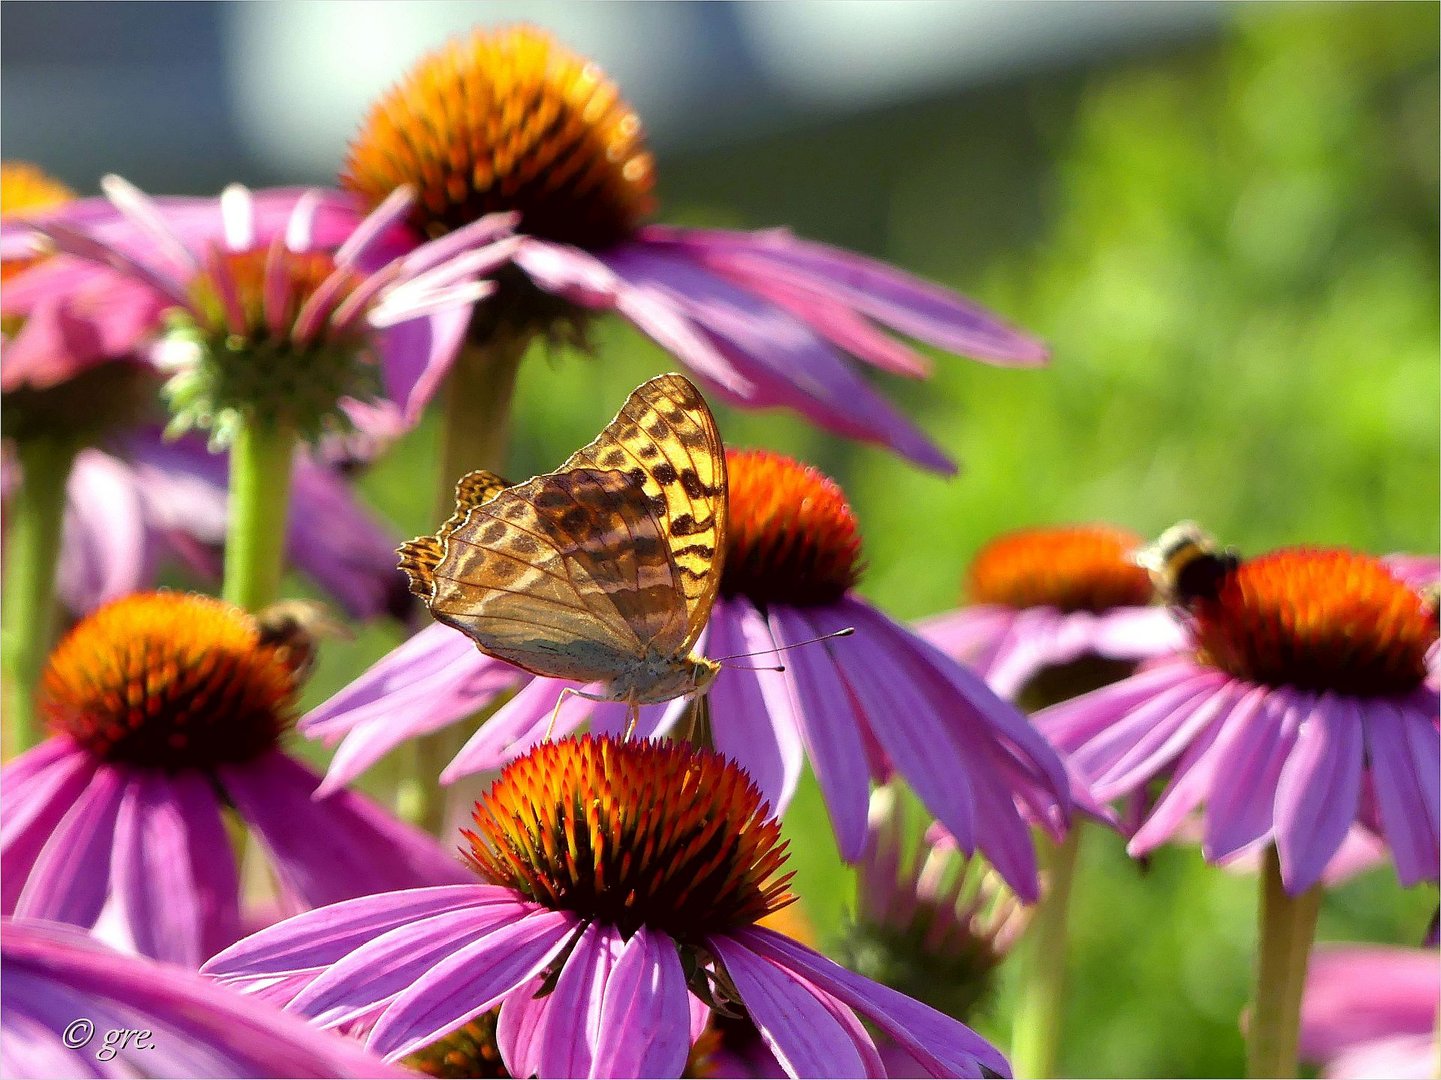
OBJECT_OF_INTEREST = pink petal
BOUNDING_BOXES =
[15,765,126,927]
[289,900,539,1029]
[1302,944,1441,1061]
[111,769,240,966]
[1202,693,1303,860]
[1,743,98,913]
[643,225,1047,363]
[366,908,577,1059]
[592,926,691,1078]
[708,936,872,1079]
[440,675,594,783]
[708,598,805,812]
[203,885,510,990]
[1274,694,1365,893]
[1362,700,1440,886]
[730,927,1010,1078]
[768,605,871,860]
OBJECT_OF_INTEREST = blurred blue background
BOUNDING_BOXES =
[6,2,1437,1076]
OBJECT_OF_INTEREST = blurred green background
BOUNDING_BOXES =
[285,4,1437,1076]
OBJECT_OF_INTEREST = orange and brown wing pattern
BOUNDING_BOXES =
[428,467,687,680]
[558,373,727,648]
[398,469,512,598]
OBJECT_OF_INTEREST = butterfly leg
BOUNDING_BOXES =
[622,694,640,740]
[544,687,580,742]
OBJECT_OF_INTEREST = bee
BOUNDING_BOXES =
[256,600,351,680]
[1136,521,1240,608]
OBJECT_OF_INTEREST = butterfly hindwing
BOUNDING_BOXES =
[398,469,511,598]
[558,373,726,648]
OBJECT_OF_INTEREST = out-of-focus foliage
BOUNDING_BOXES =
[300,5,1437,1077]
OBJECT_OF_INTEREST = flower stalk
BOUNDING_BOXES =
[1246,847,1322,1079]
[1010,827,1084,1079]
[400,332,529,832]
[222,421,298,612]
[2,437,77,754]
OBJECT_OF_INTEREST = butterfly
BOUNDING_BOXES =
[398,373,727,733]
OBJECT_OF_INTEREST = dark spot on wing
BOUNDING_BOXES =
[479,521,508,545]
[651,462,678,485]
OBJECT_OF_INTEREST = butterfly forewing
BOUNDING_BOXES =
[557,372,727,649]
[414,373,727,695]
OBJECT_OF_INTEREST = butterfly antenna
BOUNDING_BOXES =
[713,627,855,664]
[722,663,786,672]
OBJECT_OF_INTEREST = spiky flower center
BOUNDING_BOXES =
[1190,548,1435,696]
[344,25,654,251]
[39,592,301,769]
[721,449,863,607]
[465,736,794,940]
[165,248,377,444]
[967,525,1152,612]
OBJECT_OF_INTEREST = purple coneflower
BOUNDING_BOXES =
[1298,944,1439,1080]
[1,592,469,967]
[304,449,1070,898]
[338,24,1046,472]
[205,735,1010,1079]
[917,524,1186,706]
[31,175,515,449]
[2,917,405,1078]
[1038,544,1439,892]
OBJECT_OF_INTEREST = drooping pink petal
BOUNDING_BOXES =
[1,743,98,914]
[54,449,151,612]
[203,885,509,993]
[822,607,977,854]
[1035,659,1206,755]
[592,926,691,1079]
[642,225,1047,364]
[5,919,409,1078]
[220,751,469,908]
[289,900,540,1030]
[14,765,126,928]
[1274,694,1365,893]
[1202,693,1303,861]
[914,606,1016,672]
[1362,699,1440,886]
[708,598,805,812]
[110,769,240,967]
[1127,690,1261,858]
[1087,678,1242,801]
[514,238,754,397]
[767,605,871,860]
[603,245,954,472]
[496,923,613,1078]
[1089,683,1250,801]
[731,927,1010,1078]
[366,908,578,1060]
[708,936,873,1079]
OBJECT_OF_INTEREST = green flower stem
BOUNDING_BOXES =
[1010,826,1084,1079]
[222,421,298,612]
[1246,847,1322,1078]
[2,438,78,755]
[400,333,529,833]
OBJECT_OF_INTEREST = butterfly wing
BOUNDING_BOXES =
[398,469,511,598]
[558,373,727,650]
[427,467,690,682]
